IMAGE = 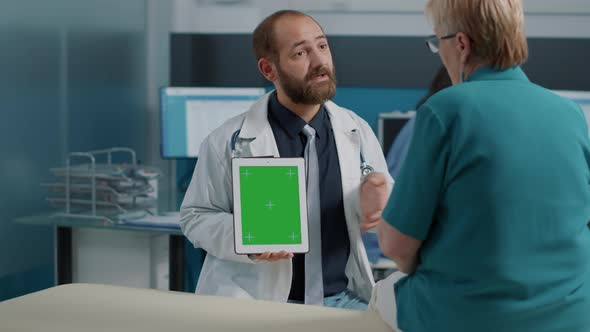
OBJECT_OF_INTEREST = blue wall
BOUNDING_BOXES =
[332,87,426,133]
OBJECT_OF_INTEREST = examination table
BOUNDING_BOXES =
[0,283,394,331]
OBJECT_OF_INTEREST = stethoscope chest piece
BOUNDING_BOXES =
[361,162,374,177]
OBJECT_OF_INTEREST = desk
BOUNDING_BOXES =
[0,283,394,332]
[15,214,185,291]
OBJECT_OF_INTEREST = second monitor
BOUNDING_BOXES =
[377,111,416,155]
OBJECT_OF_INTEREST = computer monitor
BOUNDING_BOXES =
[553,90,590,136]
[160,87,266,158]
[377,111,416,154]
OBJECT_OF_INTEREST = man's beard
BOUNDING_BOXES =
[277,64,337,105]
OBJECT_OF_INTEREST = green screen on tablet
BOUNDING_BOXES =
[239,166,302,245]
[232,157,309,254]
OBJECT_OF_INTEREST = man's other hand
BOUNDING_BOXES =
[252,251,294,261]
[360,172,390,232]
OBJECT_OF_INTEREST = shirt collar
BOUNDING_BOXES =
[466,65,529,83]
[268,91,328,139]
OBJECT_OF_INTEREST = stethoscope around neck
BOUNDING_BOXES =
[230,129,374,177]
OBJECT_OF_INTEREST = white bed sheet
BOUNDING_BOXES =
[0,283,394,332]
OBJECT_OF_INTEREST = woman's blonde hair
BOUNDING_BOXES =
[426,0,528,69]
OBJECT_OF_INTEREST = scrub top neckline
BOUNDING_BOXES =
[466,65,529,83]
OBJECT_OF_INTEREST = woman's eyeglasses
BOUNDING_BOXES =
[425,33,457,53]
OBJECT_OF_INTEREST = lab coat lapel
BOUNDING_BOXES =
[238,92,280,158]
[325,101,361,183]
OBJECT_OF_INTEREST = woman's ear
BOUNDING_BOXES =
[258,58,276,81]
[456,32,472,64]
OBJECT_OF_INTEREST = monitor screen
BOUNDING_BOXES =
[378,111,415,154]
[160,87,266,158]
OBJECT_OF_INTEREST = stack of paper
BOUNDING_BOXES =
[118,211,180,229]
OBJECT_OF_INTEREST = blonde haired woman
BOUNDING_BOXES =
[362,0,590,330]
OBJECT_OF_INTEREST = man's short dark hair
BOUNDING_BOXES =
[252,10,317,61]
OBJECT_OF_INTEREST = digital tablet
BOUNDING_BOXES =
[232,158,309,254]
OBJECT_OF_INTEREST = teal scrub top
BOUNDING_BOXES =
[383,66,590,332]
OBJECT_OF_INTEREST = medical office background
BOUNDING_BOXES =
[1,0,590,301]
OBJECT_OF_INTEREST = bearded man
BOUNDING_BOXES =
[180,10,392,310]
